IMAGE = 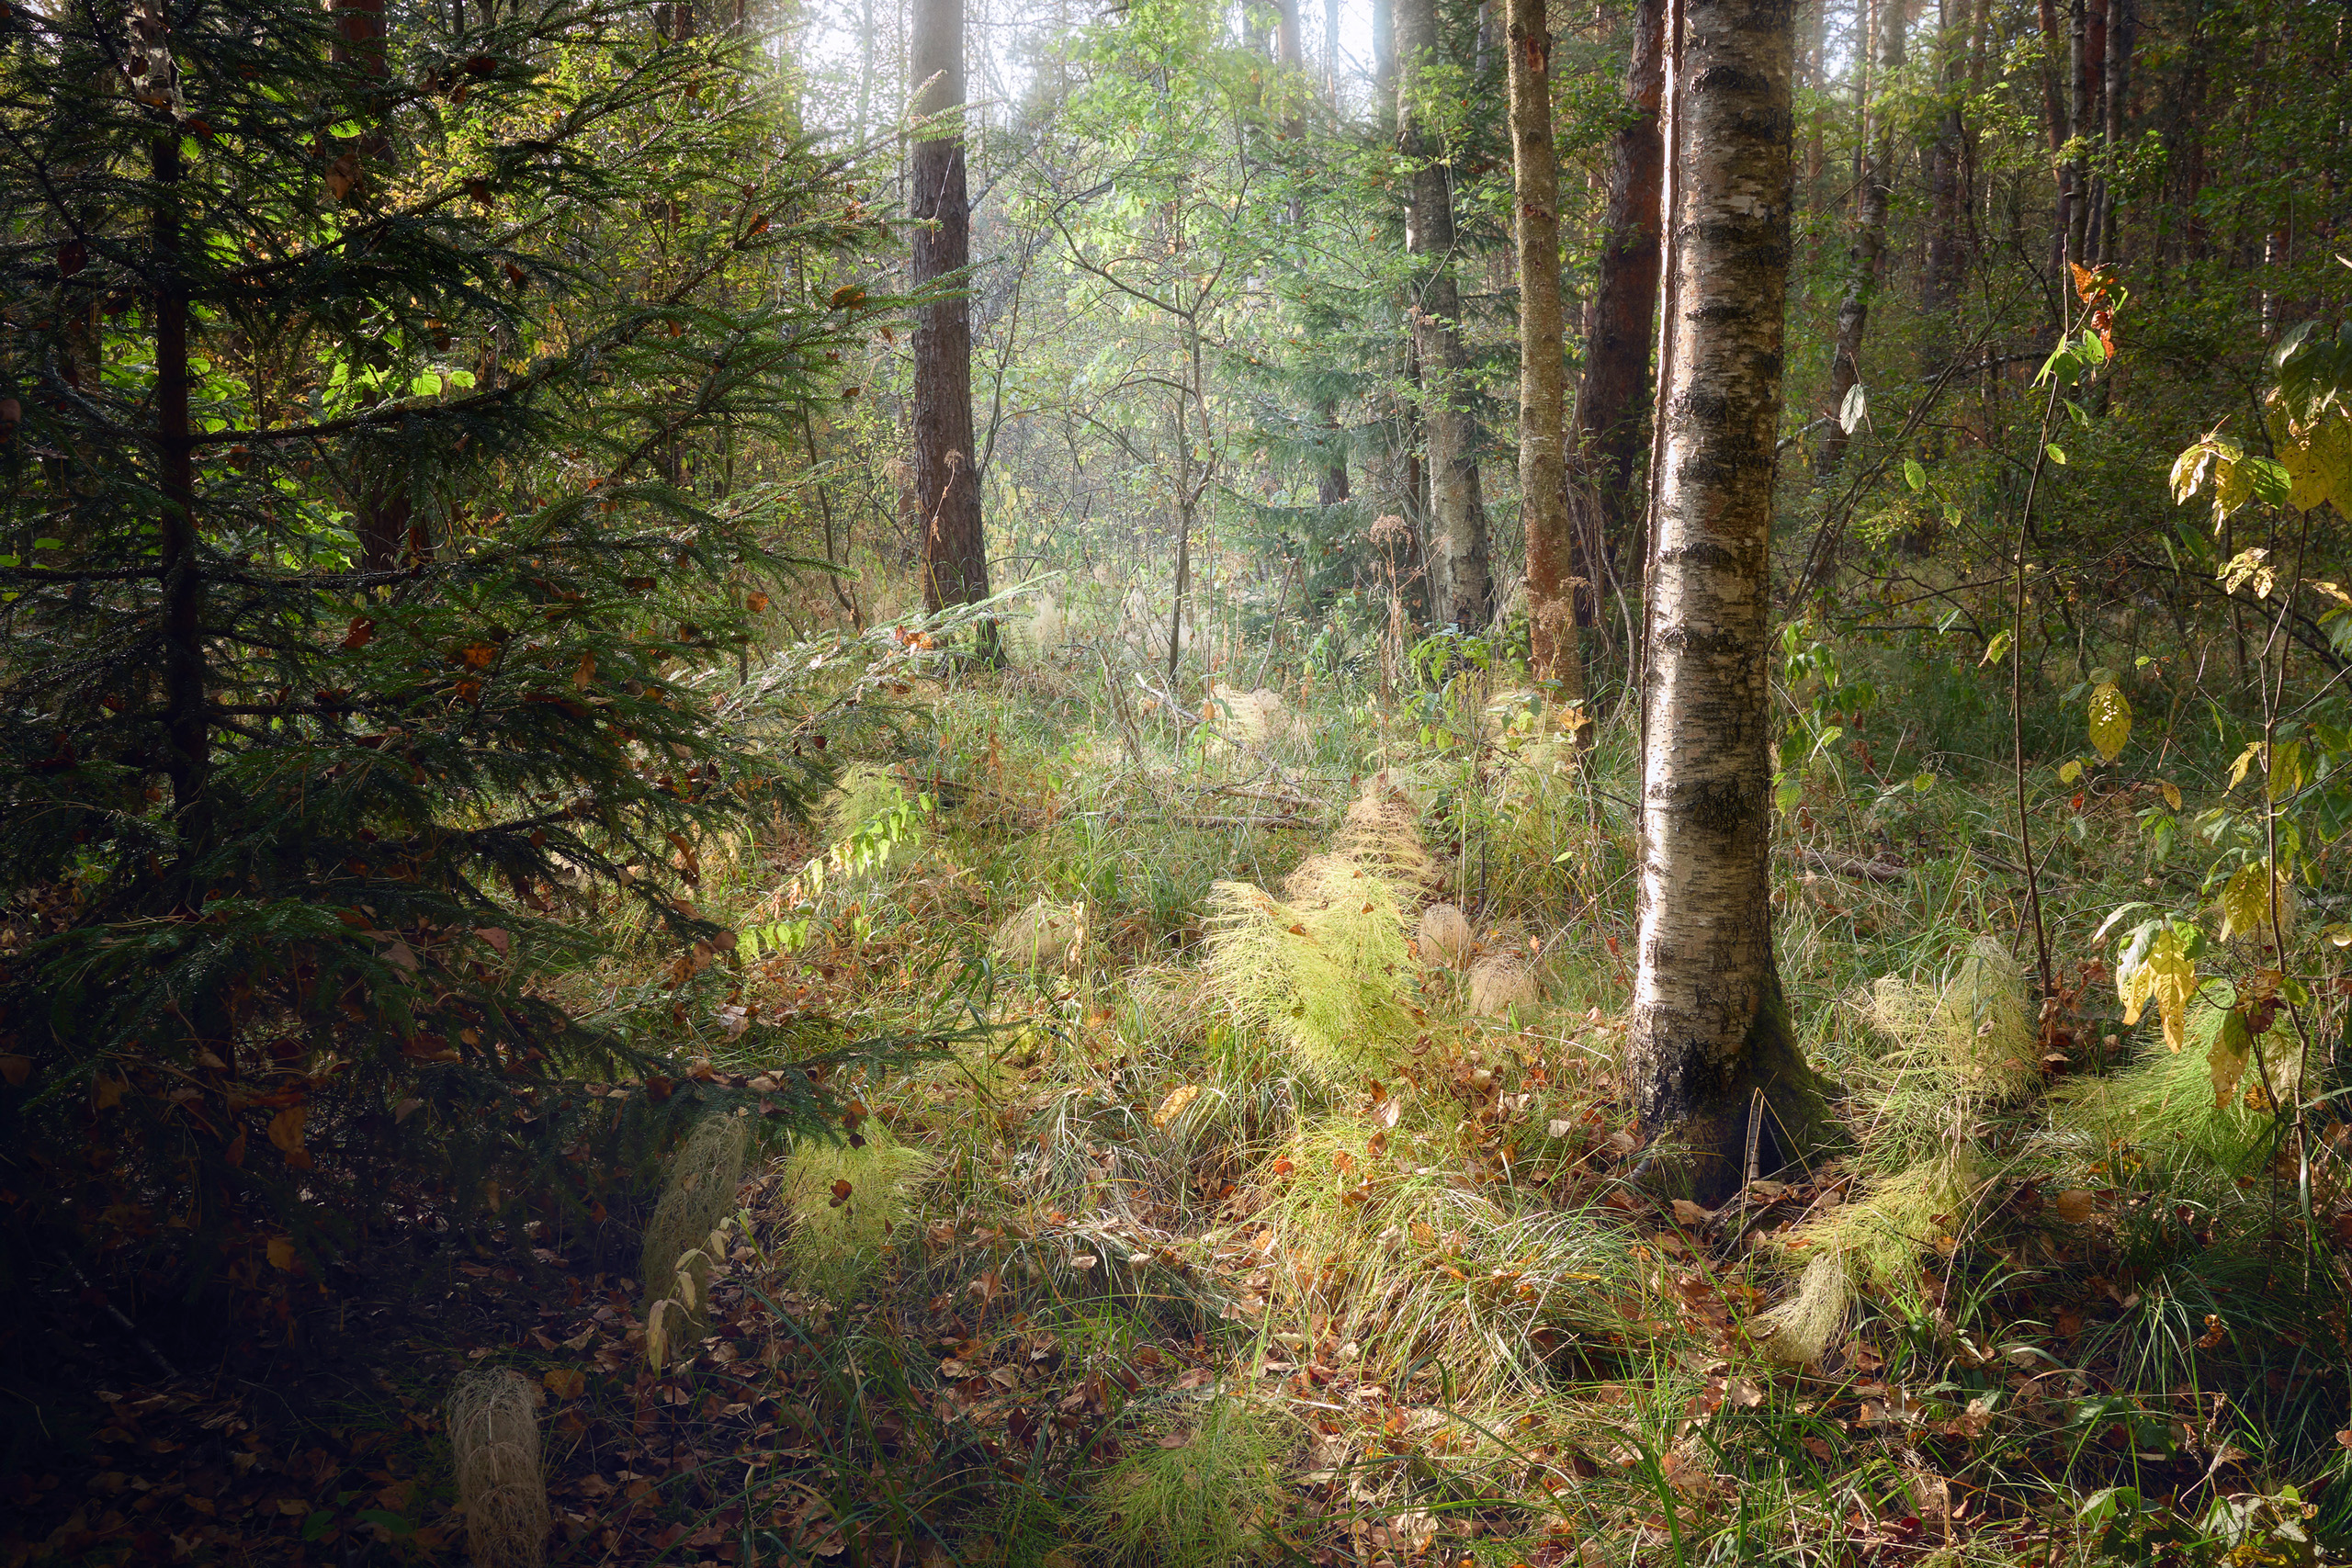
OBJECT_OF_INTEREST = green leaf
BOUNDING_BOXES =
[447,369,478,389]
[2246,456,2294,507]
[1980,628,2012,667]
[2046,443,2068,465]
[1903,457,1927,491]
[410,372,443,397]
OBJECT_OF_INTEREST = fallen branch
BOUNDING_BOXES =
[1794,848,1907,884]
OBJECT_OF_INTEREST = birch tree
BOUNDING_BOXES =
[1633,0,1833,1201]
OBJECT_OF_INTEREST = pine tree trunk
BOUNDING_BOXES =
[1572,0,1664,566]
[1633,0,1832,1204]
[910,0,995,660]
[1398,0,1492,633]
[1924,0,1967,336]
[2037,0,2070,278]
[1818,0,1902,476]
[1510,0,1583,707]
[1317,396,1351,507]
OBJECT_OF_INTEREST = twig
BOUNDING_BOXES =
[62,1257,179,1382]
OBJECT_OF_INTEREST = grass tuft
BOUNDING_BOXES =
[446,1368,549,1568]
[775,1126,930,1300]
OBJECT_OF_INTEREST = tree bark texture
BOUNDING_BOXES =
[1509,0,1582,705]
[1633,0,1828,1204]
[2090,0,2132,265]
[1924,0,1968,334]
[1572,0,1665,564]
[1818,0,1902,476]
[910,0,994,657]
[1397,0,1492,634]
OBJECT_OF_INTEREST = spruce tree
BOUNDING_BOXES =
[0,0,897,1294]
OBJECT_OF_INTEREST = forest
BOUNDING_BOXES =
[1,0,2349,1560]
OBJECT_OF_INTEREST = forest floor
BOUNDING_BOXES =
[7,651,2346,1568]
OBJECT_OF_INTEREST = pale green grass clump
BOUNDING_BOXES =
[775,1127,930,1300]
[1852,936,2037,1172]
[1084,1394,1293,1568]
[2057,987,2301,1180]
[818,761,909,846]
[1205,852,1413,1078]
[1783,1147,1983,1294]
[447,1368,549,1568]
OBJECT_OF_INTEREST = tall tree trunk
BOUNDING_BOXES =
[2091,0,2132,265]
[1398,0,1492,632]
[2037,0,2070,279]
[1571,0,1664,586]
[1924,0,1967,336]
[332,0,417,575]
[2064,0,2102,266]
[1325,0,1340,99]
[1818,0,1902,475]
[910,0,995,659]
[1511,0,1583,708]
[1317,397,1351,506]
[1634,0,1831,1202]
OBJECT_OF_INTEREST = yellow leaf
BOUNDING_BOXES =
[2227,741,2262,792]
[2211,443,2253,524]
[2120,927,2197,1052]
[2161,780,2182,810]
[2059,759,2084,784]
[2283,408,2352,515]
[645,1297,673,1371]
[2267,739,2306,802]
[1152,1083,1204,1129]
[2208,1009,2253,1111]
[2217,862,2275,942]
[266,1236,299,1271]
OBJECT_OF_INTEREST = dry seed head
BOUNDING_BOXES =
[1467,954,1538,1017]
[446,1368,549,1568]
[989,897,1088,973]
[1416,903,1474,968]
[639,1112,750,1312]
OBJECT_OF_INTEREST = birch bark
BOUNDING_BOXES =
[1633,0,1831,1201]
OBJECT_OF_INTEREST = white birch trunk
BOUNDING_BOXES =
[1631,0,1829,1202]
